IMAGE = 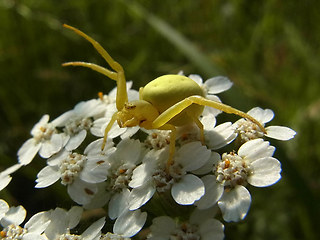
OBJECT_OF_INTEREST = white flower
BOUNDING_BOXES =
[129,141,211,210]
[195,139,281,222]
[35,139,115,205]
[147,208,224,240]
[0,164,22,191]
[18,115,69,165]
[44,206,105,240]
[0,200,51,240]
[52,99,106,151]
[44,207,82,239]
[234,107,296,142]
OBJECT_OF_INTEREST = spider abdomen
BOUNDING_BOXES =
[141,74,205,126]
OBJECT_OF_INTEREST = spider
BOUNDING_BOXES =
[62,24,266,168]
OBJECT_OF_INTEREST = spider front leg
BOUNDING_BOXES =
[62,24,128,110]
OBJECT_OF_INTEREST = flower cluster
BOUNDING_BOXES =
[0,74,296,239]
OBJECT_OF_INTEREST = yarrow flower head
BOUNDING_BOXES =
[234,107,296,143]
[44,206,105,240]
[17,114,69,165]
[195,138,281,222]
[0,199,51,240]
[51,99,106,151]
[128,141,211,210]
[147,208,224,240]
[35,138,115,205]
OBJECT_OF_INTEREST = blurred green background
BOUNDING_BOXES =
[0,0,319,239]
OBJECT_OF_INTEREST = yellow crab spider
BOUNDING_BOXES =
[62,24,266,168]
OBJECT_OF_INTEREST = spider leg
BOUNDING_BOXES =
[152,95,266,133]
[101,112,118,151]
[62,62,118,80]
[62,24,128,110]
[186,111,205,144]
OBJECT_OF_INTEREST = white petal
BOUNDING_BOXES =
[171,174,205,205]
[195,175,224,209]
[108,122,127,139]
[65,130,87,151]
[35,166,60,188]
[51,110,74,127]
[18,138,41,165]
[67,179,98,205]
[82,217,105,240]
[248,157,281,187]
[238,139,275,161]
[129,161,155,188]
[74,99,106,117]
[67,206,83,229]
[0,167,19,192]
[0,205,26,227]
[201,114,217,131]
[266,126,296,141]
[45,208,68,238]
[176,142,211,172]
[90,118,107,137]
[115,139,141,164]
[25,211,51,234]
[0,174,12,191]
[0,199,9,219]
[200,218,225,240]
[150,216,176,238]
[205,76,233,94]
[218,185,251,222]
[83,183,110,209]
[120,126,140,139]
[108,189,130,220]
[80,157,110,183]
[46,149,69,166]
[23,233,48,240]
[192,151,220,175]
[247,107,274,124]
[205,122,236,150]
[1,164,22,175]
[39,134,63,158]
[113,209,147,238]
[84,138,114,156]
[188,74,203,85]
[129,182,156,210]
